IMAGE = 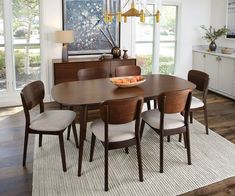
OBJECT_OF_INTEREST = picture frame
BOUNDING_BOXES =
[226,0,235,38]
[62,0,120,55]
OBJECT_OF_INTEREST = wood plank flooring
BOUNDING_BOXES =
[0,91,235,195]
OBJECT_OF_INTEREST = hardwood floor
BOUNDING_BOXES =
[0,91,235,195]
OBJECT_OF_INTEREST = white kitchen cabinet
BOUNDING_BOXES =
[192,52,205,71]
[218,57,234,95]
[204,54,219,90]
[192,47,235,100]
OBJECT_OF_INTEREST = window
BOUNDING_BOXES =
[135,5,154,74]
[0,0,40,94]
[159,5,178,75]
[135,4,178,75]
[13,0,40,89]
[0,0,6,91]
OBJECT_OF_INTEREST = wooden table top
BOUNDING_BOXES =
[51,74,196,106]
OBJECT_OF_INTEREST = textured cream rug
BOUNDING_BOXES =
[32,121,235,196]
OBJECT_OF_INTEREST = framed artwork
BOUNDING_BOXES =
[62,0,120,55]
[226,0,235,38]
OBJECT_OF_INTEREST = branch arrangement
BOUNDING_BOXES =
[200,25,229,42]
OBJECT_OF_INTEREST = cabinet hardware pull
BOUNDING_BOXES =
[203,54,206,58]
[216,56,222,61]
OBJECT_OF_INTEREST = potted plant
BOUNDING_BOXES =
[200,25,229,51]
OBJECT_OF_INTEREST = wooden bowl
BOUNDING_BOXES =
[221,48,234,54]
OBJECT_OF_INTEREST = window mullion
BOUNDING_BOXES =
[3,0,14,92]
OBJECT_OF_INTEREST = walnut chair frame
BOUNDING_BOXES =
[188,69,209,134]
[89,96,144,191]
[140,89,192,173]
[21,81,78,172]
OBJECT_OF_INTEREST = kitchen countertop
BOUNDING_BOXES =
[193,45,235,59]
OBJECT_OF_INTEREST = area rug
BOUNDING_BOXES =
[32,120,235,196]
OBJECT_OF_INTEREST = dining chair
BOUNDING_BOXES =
[66,67,109,140]
[188,70,209,134]
[115,65,154,110]
[20,80,78,172]
[140,89,192,173]
[89,96,144,191]
[77,67,109,81]
[115,65,141,77]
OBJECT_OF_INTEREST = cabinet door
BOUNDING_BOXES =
[54,63,84,84]
[192,52,205,71]
[204,54,219,90]
[218,57,235,95]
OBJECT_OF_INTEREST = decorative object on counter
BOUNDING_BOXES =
[100,53,113,60]
[111,46,121,58]
[200,25,229,52]
[123,50,128,59]
[99,26,121,58]
[55,30,74,62]
[221,47,234,54]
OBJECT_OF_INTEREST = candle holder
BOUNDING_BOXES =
[123,50,128,59]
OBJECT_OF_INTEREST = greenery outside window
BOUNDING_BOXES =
[135,4,154,75]
[159,5,178,75]
[135,4,178,75]
[0,0,40,92]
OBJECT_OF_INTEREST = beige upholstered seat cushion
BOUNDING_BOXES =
[190,96,204,109]
[30,110,76,131]
[90,119,135,142]
[142,109,184,130]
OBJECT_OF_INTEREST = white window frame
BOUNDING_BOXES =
[0,0,46,107]
[133,0,181,74]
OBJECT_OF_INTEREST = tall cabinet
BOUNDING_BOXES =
[192,47,235,100]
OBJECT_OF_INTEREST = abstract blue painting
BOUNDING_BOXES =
[63,0,120,55]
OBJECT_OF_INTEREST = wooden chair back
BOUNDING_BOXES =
[158,89,192,114]
[188,69,209,91]
[20,80,44,111]
[100,96,144,125]
[77,67,108,81]
[20,80,45,125]
[115,65,141,77]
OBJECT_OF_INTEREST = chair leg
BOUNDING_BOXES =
[204,106,209,135]
[89,133,96,162]
[183,133,187,148]
[147,101,151,110]
[136,136,143,182]
[140,120,145,139]
[72,121,79,148]
[39,133,43,147]
[178,133,182,142]
[160,133,164,173]
[154,99,157,109]
[190,112,193,123]
[22,131,29,167]
[58,132,67,172]
[186,125,191,165]
[167,136,170,142]
[104,144,109,191]
[67,125,71,140]
[125,147,129,154]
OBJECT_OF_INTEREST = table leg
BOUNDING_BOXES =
[78,105,88,176]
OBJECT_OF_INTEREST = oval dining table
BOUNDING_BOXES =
[51,74,196,176]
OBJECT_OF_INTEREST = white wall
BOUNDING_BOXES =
[210,0,235,48]
[171,0,211,78]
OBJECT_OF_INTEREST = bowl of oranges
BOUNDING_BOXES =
[110,75,145,88]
